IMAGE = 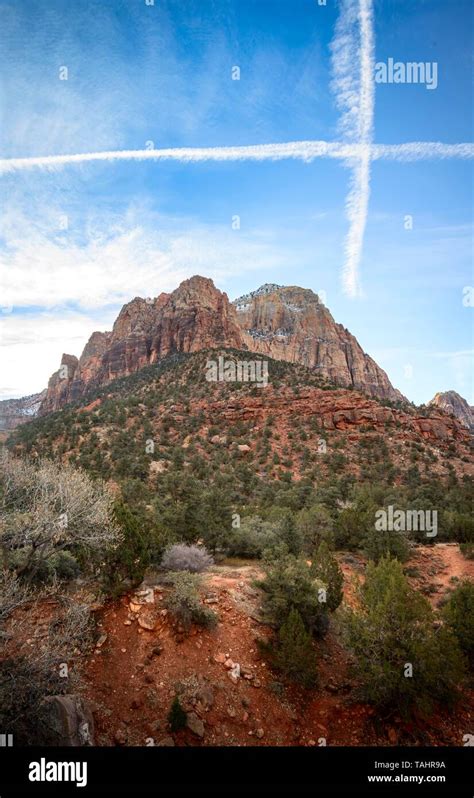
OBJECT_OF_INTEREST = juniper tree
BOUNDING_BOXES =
[442,580,474,666]
[341,557,465,718]
[363,523,410,564]
[102,502,150,593]
[310,541,344,611]
[259,553,329,637]
[271,608,318,688]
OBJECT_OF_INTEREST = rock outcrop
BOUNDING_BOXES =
[212,387,470,446]
[428,391,474,432]
[0,391,46,431]
[38,695,95,746]
[234,284,403,402]
[40,277,242,413]
[39,276,404,414]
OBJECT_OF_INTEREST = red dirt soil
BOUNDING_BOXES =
[81,545,474,748]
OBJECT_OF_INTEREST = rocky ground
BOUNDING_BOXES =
[80,544,473,748]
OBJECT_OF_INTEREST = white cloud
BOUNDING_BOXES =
[0,311,109,400]
[0,207,286,312]
[0,203,293,397]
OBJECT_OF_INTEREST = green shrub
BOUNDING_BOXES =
[263,608,318,688]
[310,541,344,611]
[460,542,474,560]
[363,524,410,564]
[102,502,150,595]
[334,504,374,550]
[164,572,217,632]
[49,551,81,581]
[168,696,187,732]
[258,554,328,637]
[442,581,474,665]
[295,505,335,554]
[341,557,466,718]
[225,516,280,558]
[265,508,303,555]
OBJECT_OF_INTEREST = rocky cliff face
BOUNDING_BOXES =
[234,284,403,402]
[213,387,471,449]
[39,276,403,414]
[40,277,243,414]
[429,391,474,432]
[0,391,46,431]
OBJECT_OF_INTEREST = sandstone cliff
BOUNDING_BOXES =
[429,391,474,432]
[40,277,242,413]
[0,391,46,431]
[234,284,403,402]
[39,276,404,414]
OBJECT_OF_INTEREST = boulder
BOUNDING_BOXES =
[39,695,95,746]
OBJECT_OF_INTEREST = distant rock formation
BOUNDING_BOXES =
[0,391,46,431]
[40,276,242,413]
[233,284,404,402]
[429,390,474,432]
[39,276,404,414]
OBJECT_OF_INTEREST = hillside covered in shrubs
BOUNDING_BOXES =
[1,349,473,746]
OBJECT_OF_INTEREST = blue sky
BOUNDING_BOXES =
[0,0,472,404]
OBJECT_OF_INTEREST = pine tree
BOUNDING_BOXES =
[273,608,318,688]
[443,580,474,666]
[342,557,466,717]
[311,541,344,611]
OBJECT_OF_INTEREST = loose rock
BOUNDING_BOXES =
[186,712,205,738]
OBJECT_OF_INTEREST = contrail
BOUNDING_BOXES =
[371,142,474,160]
[0,140,472,176]
[331,0,375,297]
[0,141,351,174]
[0,1,472,305]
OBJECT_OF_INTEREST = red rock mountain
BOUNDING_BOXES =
[0,391,46,431]
[429,391,474,432]
[40,276,403,414]
[234,284,403,402]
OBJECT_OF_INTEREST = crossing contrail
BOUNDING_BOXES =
[0,141,355,173]
[330,0,375,297]
[1,0,473,301]
[0,140,472,176]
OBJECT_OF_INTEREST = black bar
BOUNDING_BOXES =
[0,746,472,797]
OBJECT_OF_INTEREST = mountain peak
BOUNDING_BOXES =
[429,390,474,431]
[233,282,403,402]
[39,275,404,414]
